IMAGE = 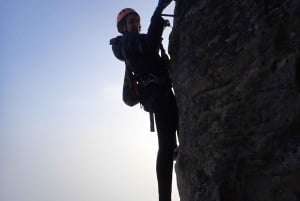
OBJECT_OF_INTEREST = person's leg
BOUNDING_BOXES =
[155,93,178,201]
[156,145,174,201]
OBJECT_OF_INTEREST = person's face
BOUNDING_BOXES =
[125,13,141,33]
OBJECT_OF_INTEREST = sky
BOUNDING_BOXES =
[0,1,178,201]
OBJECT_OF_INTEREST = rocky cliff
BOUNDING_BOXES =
[169,0,300,200]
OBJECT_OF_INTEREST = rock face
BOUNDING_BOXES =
[169,0,300,200]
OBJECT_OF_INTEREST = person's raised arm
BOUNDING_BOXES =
[147,0,173,50]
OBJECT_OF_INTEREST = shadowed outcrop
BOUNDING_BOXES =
[169,1,300,200]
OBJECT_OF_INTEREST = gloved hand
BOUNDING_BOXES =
[163,19,170,27]
[155,0,172,15]
[157,0,172,11]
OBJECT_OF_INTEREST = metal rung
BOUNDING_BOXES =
[161,14,174,17]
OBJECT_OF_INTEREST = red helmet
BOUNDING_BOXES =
[117,8,139,33]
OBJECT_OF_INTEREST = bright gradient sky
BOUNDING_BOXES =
[0,1,178,201]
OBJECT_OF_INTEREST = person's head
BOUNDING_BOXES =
[117,8,141,34]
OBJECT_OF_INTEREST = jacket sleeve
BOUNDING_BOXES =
[146,10,165,51]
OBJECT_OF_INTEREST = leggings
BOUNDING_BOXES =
[154,91,178,201]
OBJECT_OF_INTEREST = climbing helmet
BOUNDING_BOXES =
[117,8,140,33]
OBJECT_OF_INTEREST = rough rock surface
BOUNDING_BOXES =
[169,0,300,200]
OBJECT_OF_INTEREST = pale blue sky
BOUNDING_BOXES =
[0,1,178,201]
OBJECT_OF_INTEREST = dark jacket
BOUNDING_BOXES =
[110,12,167,81]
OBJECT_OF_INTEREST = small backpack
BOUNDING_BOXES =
[122,68,139,106]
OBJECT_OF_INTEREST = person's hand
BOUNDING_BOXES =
[157,0,172,11]
[163,19,170,27]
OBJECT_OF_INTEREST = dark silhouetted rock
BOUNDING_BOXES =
[169,0,300,200]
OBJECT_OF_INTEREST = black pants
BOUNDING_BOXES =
[154,90,178,201]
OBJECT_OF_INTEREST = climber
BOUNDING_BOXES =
[109,1,178,201]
